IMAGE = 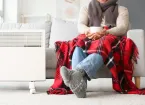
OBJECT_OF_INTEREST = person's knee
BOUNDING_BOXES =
[90,53,103,61]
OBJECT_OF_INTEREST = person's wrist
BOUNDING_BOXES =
[106,30,109,35]
[85,28,90,36]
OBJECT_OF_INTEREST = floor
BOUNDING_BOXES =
[0,78,145,105]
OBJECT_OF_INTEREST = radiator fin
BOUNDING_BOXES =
[0,32,42,47]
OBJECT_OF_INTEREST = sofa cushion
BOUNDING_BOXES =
[49,18,79,48]
[46,48,57,69]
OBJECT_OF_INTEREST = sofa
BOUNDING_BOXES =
[1,18,144,88]
[45,18,145,89]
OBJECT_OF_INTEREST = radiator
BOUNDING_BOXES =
[0,30,46,82]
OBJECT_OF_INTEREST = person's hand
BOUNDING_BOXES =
[85,28,91,36]
[99,29,108,36]
[84,28,95,39]
[90,29,108,40]
[88,32,101,40]
[84,28,108,40]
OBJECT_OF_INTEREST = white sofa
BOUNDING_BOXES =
[45,18,145,89]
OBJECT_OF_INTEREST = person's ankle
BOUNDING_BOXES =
[75,69,85,75]
[76,68,91,81]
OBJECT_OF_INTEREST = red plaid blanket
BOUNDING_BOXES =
[47,34,145,95]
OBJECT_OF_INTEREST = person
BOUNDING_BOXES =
[60,0,129,98]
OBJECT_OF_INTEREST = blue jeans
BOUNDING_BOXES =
[72,47,104,79]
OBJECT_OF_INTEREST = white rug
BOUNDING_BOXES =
[0,78,145,105]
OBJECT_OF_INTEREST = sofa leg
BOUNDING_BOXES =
[29,81,36,94]
[134,77,141,89]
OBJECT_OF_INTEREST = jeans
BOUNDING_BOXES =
[72,47,104,79]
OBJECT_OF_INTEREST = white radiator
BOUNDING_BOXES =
[0,30,46,93]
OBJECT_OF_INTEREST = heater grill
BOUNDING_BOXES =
[0,32,42,47]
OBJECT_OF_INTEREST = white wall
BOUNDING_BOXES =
[4,0,89,23]
[4,0,19,23]
[21,0,56,17]
[80,0,91,7]
[20,0,91,18]
[3,0,90,23]
[19,0,91,22]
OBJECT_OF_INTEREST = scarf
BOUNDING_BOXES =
[88,0,118,27]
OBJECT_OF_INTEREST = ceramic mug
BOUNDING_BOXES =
[90,26,103,33]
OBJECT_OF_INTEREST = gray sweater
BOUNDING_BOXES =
[77,5,129,36]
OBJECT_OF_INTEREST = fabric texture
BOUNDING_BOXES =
[46,48,57,69]
[72,47,87,69]
[88,0,118,27]
[77,5,129,36]
[76,53,104,79]
[47,32,145,95]
[72,47,104,79]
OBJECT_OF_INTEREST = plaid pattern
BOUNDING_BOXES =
[47,34,145,95]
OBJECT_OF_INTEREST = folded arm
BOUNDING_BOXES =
[106,7,129,36]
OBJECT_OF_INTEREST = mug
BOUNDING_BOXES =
[90,27,103,33]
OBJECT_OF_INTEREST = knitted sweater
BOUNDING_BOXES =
[77,5,129,36]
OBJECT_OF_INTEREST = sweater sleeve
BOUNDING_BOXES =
[106,6,129,36]
[77,5,89,34]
